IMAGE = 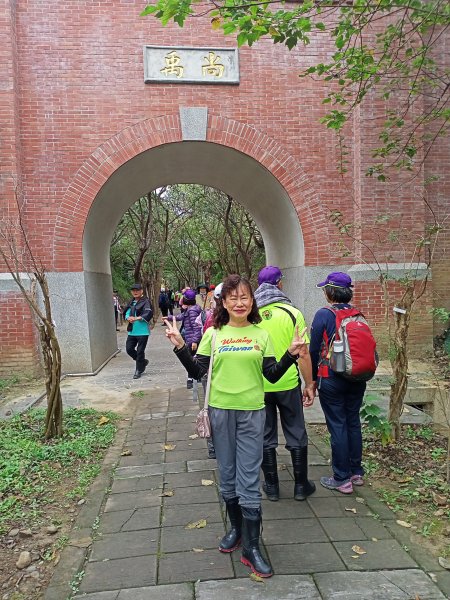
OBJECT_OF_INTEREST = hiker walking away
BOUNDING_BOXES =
[255,266,316,502]
[163,274,308,578]
[123,283,153,380]
[310,272,371,494]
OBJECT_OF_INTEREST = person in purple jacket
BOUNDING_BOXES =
[174,289,202,389]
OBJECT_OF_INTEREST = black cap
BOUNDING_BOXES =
[130,283,143,290]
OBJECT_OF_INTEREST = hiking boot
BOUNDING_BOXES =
[187,378,193,389]
[350,474,364,486]
[133,370,141,380]
[261,448,279,502]
[320,476,353,494]
[140,359,149,374]
[290,447,316,501]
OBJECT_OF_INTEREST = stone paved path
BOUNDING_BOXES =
[37,325,449,599]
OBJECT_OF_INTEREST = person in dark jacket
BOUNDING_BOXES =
[173,289,202,389]
[123,283,153,379]
[309,272,366,494]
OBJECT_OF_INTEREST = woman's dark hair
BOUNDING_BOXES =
[214,274,261,328]
[324,285,353,304]
[182,297,196,306]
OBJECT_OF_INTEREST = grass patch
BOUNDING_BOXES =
[0,407,119,535]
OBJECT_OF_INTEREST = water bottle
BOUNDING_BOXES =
[331,339,346,373]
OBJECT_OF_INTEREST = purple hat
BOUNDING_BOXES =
[316,272,353,288]
[183,289,196,302]
[258,266,283,286]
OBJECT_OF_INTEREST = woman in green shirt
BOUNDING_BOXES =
[164,274,307,578]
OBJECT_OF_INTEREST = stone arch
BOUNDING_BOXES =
[52,113,329,372]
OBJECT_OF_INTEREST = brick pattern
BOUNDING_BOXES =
[0,1,447,370]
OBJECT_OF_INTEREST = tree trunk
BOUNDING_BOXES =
[388,287,414,440]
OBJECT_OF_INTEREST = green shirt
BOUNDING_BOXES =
[125,303,150,337]
[258,302,309,392]
[197,324,275,410]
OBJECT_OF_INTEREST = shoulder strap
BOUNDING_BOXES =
[203,330,217,410]
[274,304,297,329]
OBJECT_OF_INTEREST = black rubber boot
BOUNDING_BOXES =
[240,508,273,577]
[207,438,216,459]
[219,497,242,553]
[291,446,316,501]
[261,448,279,501]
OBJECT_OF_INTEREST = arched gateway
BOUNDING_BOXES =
[1,1,445,374]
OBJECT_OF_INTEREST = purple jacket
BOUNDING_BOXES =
[174,305,202,346]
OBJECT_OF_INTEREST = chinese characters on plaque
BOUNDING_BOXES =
[144,46,239,84]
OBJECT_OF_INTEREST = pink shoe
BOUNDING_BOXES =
[351,475,364,486]
[320,476,353,494]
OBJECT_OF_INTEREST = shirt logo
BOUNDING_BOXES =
[261,309,272,320]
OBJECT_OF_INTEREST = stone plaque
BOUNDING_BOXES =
[143,46,239,84]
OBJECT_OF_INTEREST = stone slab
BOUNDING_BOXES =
[160,522,225,552]
[268,542,346,574]
[119,453,165,466]
[320,516,392,541]
[309,496,371,518]
[163,470,217,489]
[104,489,162,512]
[118,583,193,599]
[315,569,446,599]
[167,430,198,441]
[162,502,223,527]
[333,539,417,570]
[261,498,315,520]
[158,548,234,584]
[79,556,157,593]
[110,475,163,494]
[196,575,321,599]
[262,518,328,545]
[90,529,159,561]
[187,459,219,472]
[76,591,119,599]
[115,462,186,479]
[98,507,161,534]
[162,483,219,505]
[166,448,209,462]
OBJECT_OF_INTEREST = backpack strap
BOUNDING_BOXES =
[274,304,297,329]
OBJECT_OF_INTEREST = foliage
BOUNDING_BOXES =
[361,393,393,446]
[0,408,119,534]
[142,0,450,178]
[110,184,265,307]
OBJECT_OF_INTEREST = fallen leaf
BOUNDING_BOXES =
[121,450,132,456]
[189,434,199,439]
[164,444,176,451]
[371,538,378,542]
[355,497,365,504]
[192,548,204,553]
[396,520,412,528]
[351,545,366,555]
[432,492,447,506]
[201,479,214,486]
[69,536,92,548]
[351,555,360,559]
[97,416,110,426]
[250,572,265,582]
[345,507,357,514]
[278,463,287,471]
[438,556,450,570]
[161,490,174,497]
[185,519,207,530]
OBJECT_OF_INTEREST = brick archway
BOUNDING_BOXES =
[53,113,328,273]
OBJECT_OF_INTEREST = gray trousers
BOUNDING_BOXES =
[209,407,265,509]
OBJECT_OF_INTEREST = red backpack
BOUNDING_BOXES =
[318,306,378,382]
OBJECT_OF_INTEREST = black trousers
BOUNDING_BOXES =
[126,335,149,372]
[264,387,308,451]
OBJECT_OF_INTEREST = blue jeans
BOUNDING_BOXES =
[318,376,366,481]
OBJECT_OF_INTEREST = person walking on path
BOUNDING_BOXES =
[309,271,366,494]
[163,274,308,578]
[255,266,316,502]
[123,283,153,380]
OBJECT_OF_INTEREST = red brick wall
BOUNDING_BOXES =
[0,1,447,370]
[0,292,40,376]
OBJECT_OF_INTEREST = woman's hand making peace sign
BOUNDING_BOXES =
[163,316,185,350]
[288,325,309,358]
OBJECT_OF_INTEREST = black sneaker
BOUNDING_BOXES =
[141,359,149,373]
[187,378,193,389]
[133,370,141,380]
